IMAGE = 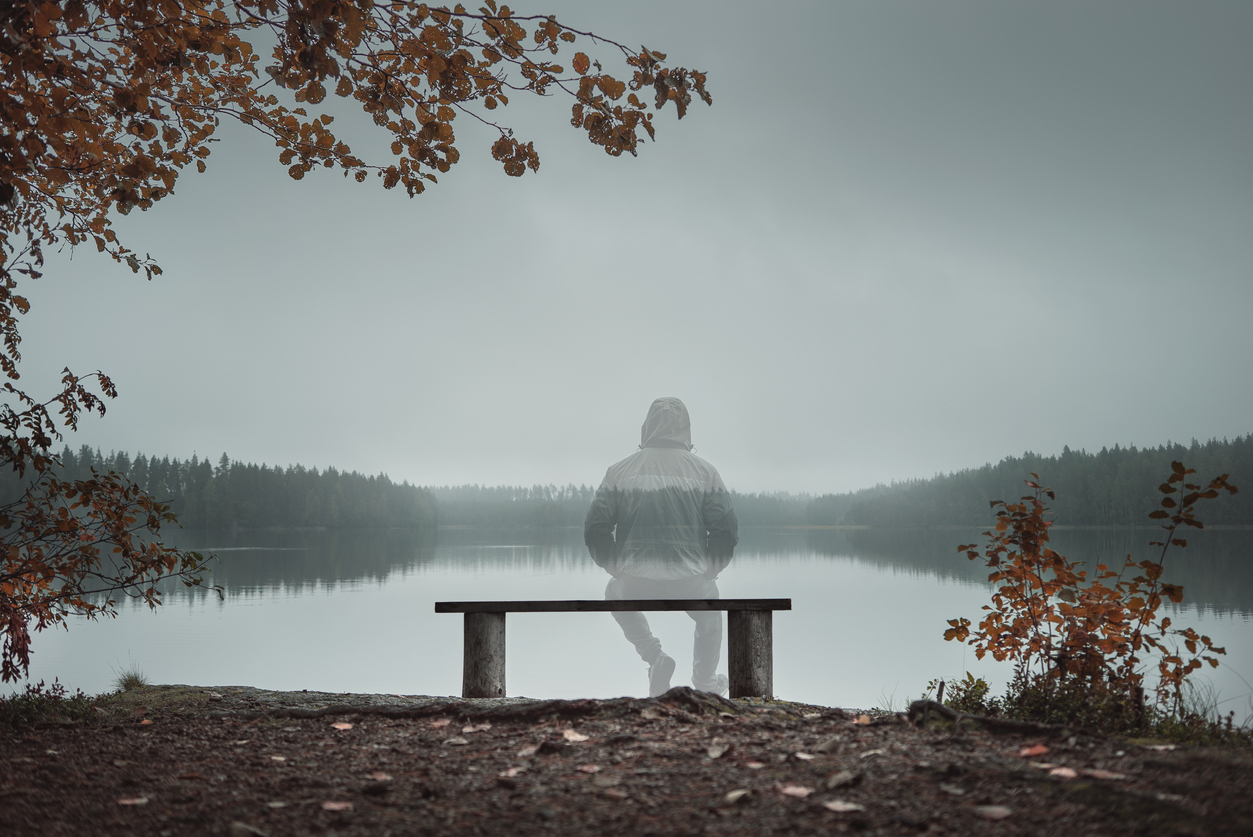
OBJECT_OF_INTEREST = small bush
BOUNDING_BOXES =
[0,680,95,731]
[943,672,1002,716]
[940,463,1253,745]
[999,666,1145,730]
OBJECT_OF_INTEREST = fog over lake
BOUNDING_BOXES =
[16,527,1252,721]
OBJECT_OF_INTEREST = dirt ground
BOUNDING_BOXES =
[2,684,1251,836]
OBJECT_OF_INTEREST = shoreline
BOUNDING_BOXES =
[4,684,1252,836]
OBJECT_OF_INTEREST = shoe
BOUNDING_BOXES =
[694,673,729,697]
[648,653,676,697]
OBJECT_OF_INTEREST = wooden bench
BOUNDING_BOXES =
[435,599,792,700]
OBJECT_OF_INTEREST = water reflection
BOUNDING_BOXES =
[824,527,1253,616]
[160,526,1253,618]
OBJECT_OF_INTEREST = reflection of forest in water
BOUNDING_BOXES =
[796,528,1253,617]
[163,527,1253,617]
[165,528,584,594]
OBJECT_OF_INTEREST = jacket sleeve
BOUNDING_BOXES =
[584,483,619,572]
[703,484,738,576]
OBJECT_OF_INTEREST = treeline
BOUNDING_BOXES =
[5,434,1248,530]
[0,446,436,530]
[431,484,596,528]
[818,436,1253,528]
[429,486,820,529]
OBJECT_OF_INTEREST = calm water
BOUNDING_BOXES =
[13,527,1253,719]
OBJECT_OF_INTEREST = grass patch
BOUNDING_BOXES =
[112,664,149,693]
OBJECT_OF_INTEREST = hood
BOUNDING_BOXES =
[640,397,693,450]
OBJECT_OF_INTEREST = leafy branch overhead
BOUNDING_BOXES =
[0,0,711,290]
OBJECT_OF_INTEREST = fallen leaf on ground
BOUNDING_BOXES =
[708,743,730,759]
[724,789,752,804]
[1019,744,1050,757]
[939,783,966,796]
[824,800,865,813]
[803,712,822,719]
[117,797,148,806]
[578,764,601,773]
[232,740,251,745]
[443,736,469,746]
[367,772,392,781]
[975,805,1013,820]
[603,788,627,800]
[331,723,353,731]
[139,720,152,726]
[518,744,539,758]
[854,714,872,725]
[795,752,816,761]
[321,801,353,812]
[266,801,287,809]
[563,729,589,742]
[745,761,766,769]
[429,718,451,728]
[825,769,860,789]
[499,767,523,778]
[777,783,814,798]
[1082,769,1128,780]
[859,748,886,758]
[1029,762,1057,770]
[1049,767,1079,779]
[269,756,286,762]
[462,722,492,733]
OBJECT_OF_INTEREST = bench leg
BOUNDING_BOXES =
[463,612,506,698]
[727,610,772,699]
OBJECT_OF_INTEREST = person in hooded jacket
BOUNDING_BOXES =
[584,397,739,697]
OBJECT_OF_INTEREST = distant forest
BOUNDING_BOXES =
[1,435,1249,529]
[0,447,437,530]
[429,485,815,529]
[819,436,1253,528]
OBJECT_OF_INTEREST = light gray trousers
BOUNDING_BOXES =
[604,575,722,685]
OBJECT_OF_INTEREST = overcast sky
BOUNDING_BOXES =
[18,1,1253,494]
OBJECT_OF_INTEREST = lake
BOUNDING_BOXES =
[12,527,1253,720]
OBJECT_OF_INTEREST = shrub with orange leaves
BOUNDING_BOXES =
[0,2,711,682]
[945,463,1238,719]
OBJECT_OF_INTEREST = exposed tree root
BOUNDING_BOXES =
[907,699,1071,736]
[235,687,751,723]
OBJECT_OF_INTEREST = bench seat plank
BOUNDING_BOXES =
[435,598,791,613]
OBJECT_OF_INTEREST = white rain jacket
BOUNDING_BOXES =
[584,398,738,581]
